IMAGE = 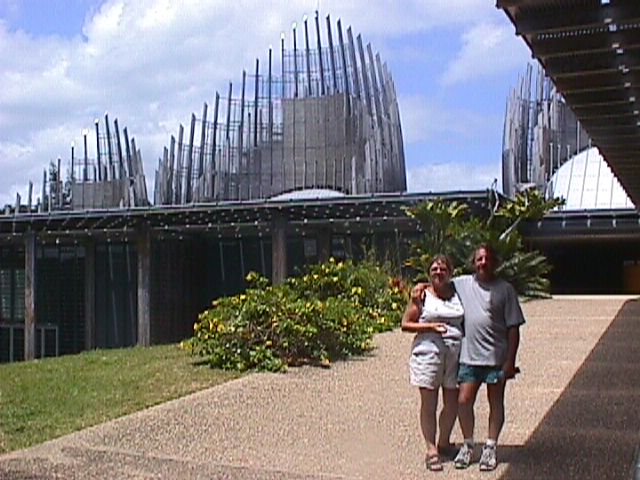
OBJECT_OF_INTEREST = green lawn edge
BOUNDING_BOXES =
[0,344,241,454]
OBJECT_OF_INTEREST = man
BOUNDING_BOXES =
[451,244,525,471]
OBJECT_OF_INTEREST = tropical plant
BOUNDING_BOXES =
[403,199,482,277]
[405,188,563,298]
[488,188,563,297]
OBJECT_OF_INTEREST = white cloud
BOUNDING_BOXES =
[406,161,498,193]
[0,0,520,206]
[315,0,489,36]
[440,21,530,86]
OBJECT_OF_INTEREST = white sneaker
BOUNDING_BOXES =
[454,442,473,469]
[479,444,497,471]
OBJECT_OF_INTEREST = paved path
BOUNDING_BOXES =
[1,296,639,479]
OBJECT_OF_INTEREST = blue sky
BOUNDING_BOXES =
[0,0,531,206]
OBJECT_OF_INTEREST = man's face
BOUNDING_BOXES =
[474,247,495,280]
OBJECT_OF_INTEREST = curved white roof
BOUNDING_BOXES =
[268,188,346,201]
[546,147,635,210]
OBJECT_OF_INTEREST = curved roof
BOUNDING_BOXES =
[268,188,346,201]
[546,147,634,210]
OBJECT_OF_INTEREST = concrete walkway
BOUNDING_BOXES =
[1,296,639,479]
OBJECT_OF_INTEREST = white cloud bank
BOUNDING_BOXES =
[440,21,530,86]
[406,161,499,193]
[0,0,524,206]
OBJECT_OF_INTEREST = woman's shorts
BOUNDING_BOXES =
[409,340,461,390]
[457,363,504,385]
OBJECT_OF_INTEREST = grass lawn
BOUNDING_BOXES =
[0,344,240,454]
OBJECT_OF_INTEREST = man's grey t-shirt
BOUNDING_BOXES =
[453,274,525,366]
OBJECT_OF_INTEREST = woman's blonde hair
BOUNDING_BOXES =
[429,254,454,274]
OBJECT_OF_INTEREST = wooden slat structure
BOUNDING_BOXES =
[153,14,406,204]
[26,115,149,214]
[502,63,591,196]
[499,0,640,206]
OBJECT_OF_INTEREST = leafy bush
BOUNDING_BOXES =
[403,199,483,277]
[182,258,407,372]
[404,189,562,298]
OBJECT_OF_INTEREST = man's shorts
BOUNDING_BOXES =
[457,363,504,385]
[409,340,461,390]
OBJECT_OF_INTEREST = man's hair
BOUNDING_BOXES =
[471,243,501,267]
[430,253,454,273]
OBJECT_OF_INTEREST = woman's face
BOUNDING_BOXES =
[429,259,451,288]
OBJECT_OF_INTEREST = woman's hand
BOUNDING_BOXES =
[429,322,448,334]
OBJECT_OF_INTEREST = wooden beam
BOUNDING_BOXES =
[606,158,640,168]
[184,114,196,203]
[572,102,639,118]
[317,228,331,263]
[545,51,640,78]
[599,146,640,155]
[24,232,36,361]
[583,124,640,136]
[84,239,95,350]
[555,70,640,94]
[496,0,549,9]
[581,113,640,128]
[136,226,151,346]
[515,2,640,36]
[564,87,639,107]
[594,136,640,147]
[271,214,287,285]
[532,29,640,59]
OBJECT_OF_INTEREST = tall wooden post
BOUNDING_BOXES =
[317,228,332,263]
[84,239,96,350]
[24,232,36,360]
[271,214,287,285]
[185,114,197,203]
[137,226,151,346]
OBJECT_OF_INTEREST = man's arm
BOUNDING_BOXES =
[502,326,520,379]
[502,282,525,379]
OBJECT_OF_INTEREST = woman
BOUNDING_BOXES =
[401,254,464,472]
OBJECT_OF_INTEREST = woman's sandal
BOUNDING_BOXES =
[426,453,444,472]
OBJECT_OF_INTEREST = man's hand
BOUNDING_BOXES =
[410,282,428,303]
[502,363,520,380]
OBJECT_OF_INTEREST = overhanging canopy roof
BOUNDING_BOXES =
[520,208,640,242]
[0,191,491,243]
[498,0,640,207]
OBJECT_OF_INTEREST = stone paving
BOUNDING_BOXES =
[0,296,638,479]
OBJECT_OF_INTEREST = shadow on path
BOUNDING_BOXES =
[501,299,640,479]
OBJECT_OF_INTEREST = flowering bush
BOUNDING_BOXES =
[182,258,407,372]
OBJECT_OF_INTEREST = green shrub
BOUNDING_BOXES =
[404,189,563,298]
[182,258,407,372]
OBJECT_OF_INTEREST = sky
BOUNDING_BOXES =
[0,0,532,207]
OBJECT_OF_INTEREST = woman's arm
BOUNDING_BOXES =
[400,294,447,334]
